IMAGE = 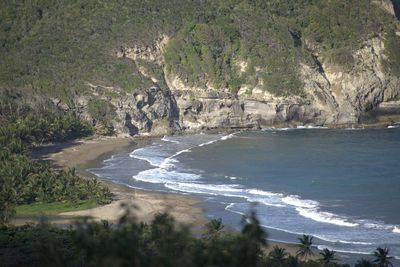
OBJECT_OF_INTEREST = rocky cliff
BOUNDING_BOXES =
[72,34,399,137]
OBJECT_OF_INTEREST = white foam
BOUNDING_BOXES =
[335,240,373,245]
[296,207,359,227]
[161,136,181,143]
[247,197,286,207]
[103,155,115,162]
[220,133,235,140]
[296,125,328,129]
[225,175,238,180]
[257,223,368,246]
[130,152,162,167]
[388,125,400,129]
[393,226,400,234]
[165,182,244,197]
[316,245,372,255]
[247,189,283,197]
[225,203,236,210]
[198,140,218,147]
[362,222,397,232]
[282,195,319,208]
[129,146,166,167]
[133,169,201,184]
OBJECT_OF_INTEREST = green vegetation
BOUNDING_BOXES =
[87,98,117,135]
[302,0,392,66]
[0,211,395,267]
[383,29,400,77]
[0,92,111,224]
[1,0,399,100]
[297,234,315,260]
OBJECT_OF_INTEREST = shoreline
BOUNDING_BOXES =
[28,134,321,259]
[27,133,385,264]
[28,136,208,233]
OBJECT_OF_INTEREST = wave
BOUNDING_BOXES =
[198,140,218,147]
[166,182,287,207]
[221,133,236,140]
[161,135,181,143]
[258,222,376,247]
[103,155,115,162]
[94,131,400,260]
[335,240,373,245]
[282,195,318,208]
[197,133,235,147]
[131,133,238,187]
[296,125,328,129]
[388,125,400,129]
[296,208,359,227]
[165,182,244,197]
[132,141,391,230]
[262,127,291,131]
[225,175,239,180]
[129,146,165,167]
[316,245,373,255]
[133,169,201,184]
[248,189,283,197]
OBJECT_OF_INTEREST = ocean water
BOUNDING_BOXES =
[90,128,400,260]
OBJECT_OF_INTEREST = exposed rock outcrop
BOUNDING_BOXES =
[75,36,400,136]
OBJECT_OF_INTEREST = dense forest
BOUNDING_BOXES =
[1,0,399,102]
[0,90,112,224]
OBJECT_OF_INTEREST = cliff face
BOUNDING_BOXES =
[74,35,399,136]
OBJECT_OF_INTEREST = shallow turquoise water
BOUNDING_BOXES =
[90,128,400,260]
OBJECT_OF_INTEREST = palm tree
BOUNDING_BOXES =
[205,218,224,239]
[268,246,288,267]
[319,248,336,266]
[286,256,301,267]
[296,234,314,260]
[374,247,393,267]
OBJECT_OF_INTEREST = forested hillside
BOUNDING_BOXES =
[1,0,400,133]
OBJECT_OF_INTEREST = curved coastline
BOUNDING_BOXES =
[31,131,400,265]
[86,127,398,266]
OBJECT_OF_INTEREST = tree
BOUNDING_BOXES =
[374,247,393,267]
[268,246,288,267]
[0,176,17,225]
[235,210,268,267]
[204,218,224,239]
[355,259,375,267]
[319,248,337,266]
[296,234,314,260]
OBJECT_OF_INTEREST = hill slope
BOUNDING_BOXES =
[1,0,400,135]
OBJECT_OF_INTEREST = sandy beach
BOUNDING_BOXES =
[30,136,208,233]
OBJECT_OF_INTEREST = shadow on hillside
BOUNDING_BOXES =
[30,140,82,168]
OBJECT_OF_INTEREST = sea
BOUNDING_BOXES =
[90,127,400,264]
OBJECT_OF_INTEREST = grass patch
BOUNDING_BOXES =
[15,201,98,216]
